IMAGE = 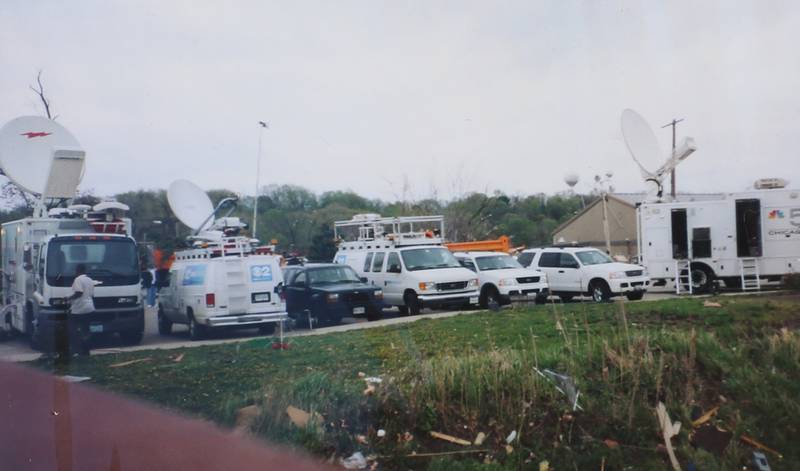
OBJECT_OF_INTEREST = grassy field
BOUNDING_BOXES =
[35,294,800,470]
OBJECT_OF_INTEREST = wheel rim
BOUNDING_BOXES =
[692,269,708,288]
[593,287,603,302]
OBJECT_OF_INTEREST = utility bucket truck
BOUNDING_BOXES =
[0,117,144,347]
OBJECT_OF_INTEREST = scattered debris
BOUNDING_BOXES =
[364,377,382,384]
[752,451,772,471]
[539,460,550,471]
[356,434,368,445]
[703,300,722,308]
[505,430,517,444]
[534,367,582,411]
[376,429,386,438]
[357,372,366,378]
[740,434,783,459]
[400,432,414,443]
[108,357,151,368]
[234,405,262,434]
[60,375,91,383]
[690,424,732,456]
[271,342,290,350]
[173,353,185,363]
[691,405,720,428]
[363,384,376,396]
[656,402,682,471]
[603,438,619,449]
[340,452,367,470]
[505,445,513,454]
[430,431,472,446]
[473,432,486,446]
[286,405,323,429]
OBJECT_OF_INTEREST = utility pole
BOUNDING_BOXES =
[253,121,268,240]
[661,118,684,199]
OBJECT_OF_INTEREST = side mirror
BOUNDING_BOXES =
[388,264,401,274]
[360,277,368,283]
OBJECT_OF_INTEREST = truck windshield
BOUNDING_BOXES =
[575,250,614,265]
[401,247,461,271]
[308,266,362,285]
[46,238,139,287]
[476,255,522,271]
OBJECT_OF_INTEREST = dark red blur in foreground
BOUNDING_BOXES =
[0,361,331,471]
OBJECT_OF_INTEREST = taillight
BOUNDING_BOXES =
[206,293,215,307]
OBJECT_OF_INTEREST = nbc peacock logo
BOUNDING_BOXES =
[768,209,784,219]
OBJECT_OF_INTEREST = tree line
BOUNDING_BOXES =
[0,185,590,262]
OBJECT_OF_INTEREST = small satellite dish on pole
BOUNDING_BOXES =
[621,109,697,200]
[167,179,215,232]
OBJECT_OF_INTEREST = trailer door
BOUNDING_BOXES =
[671,209,688,259]
[735,199,762,257]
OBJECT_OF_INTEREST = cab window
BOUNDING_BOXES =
[538,252,560,268]
[363,252,374,272]
[372,252,385,272]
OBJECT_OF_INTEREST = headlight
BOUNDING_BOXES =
[373,290,383,299]
[418,282,436,291]
[49,297,68,307]
[608,271,626,279]
[498,278,517,286]
[326,293,339,303]
[540,273,548,283]
[467,278,479,289]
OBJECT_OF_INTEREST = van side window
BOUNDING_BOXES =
[372,252,385,272]
[363,252,374,272]
[459,258,477,272]
[538,252,560,268]
[386,252,401,273]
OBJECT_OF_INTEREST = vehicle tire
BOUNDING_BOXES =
[589,281,612,303]
[188,315,206,341]
[558,294,574,303]
[366,306,382,321]
[682,264,715,294]
[723,277,741,290]
[404,292,421,316]
[534,293,549,305]
[294,311,317,329]
[625,291,645,301]
[258,323,276,335]
[479,286,501,309]
[157,306,172,335]
[119,330,144,345]
[397,305,409,316]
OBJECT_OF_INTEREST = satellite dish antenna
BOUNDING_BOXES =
[564,173,579,189]
[167,179,215,232]
[621,109,697,199]
[0,116,86,213]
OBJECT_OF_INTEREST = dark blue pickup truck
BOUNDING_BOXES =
[282,263,383,327]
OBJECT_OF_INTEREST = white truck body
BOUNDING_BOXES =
[453,251,550,306]
[1,215,144,344]
[157,236,288,338]
[332,215,479,313]
[637,188,800,291]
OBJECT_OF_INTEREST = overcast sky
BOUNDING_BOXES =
[1,1,798,202]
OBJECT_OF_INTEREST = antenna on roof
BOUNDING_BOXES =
[621,109,696,202]
[0,116,86,217]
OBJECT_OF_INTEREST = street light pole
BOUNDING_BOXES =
[661,118,684,199]
[253,121,268,240]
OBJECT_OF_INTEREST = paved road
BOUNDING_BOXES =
[0,289,768,362]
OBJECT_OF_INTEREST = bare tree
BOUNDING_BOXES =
[30,70,56,120]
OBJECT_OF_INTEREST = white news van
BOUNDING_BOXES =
[453,251,550,307]
[637,183,800,293]
[332,214,479,315]
[1,204,145,347]
[157,218,288,340]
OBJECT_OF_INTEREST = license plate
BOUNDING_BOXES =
[469,296,479,304]
[89,324,103,333]
[353,306,366,315]
[526,292,536,297]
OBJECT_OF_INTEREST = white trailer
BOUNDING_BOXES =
[637,186,800,293]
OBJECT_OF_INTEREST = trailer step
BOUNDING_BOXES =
[675,259,693,295]
[739,258,761,291]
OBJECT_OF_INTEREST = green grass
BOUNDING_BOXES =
[34,294,800,470]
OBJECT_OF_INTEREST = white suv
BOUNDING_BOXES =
[453,251,549,307]
[517,247,650,302]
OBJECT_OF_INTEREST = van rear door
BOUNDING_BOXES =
[245,257,283,312]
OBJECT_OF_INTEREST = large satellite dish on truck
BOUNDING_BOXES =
[0,116,85,200]
[167,179,215,232]
[621,109,697,200]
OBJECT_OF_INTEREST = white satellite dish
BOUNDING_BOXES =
[621,109,697,198]
[0,116,85,197]
[167,179,214,231]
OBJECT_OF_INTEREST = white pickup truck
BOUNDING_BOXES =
[517,247,650,302]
